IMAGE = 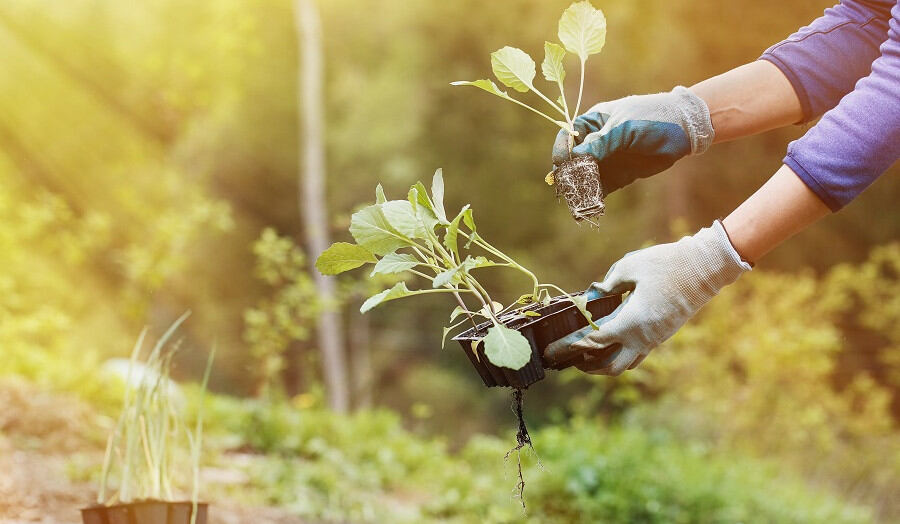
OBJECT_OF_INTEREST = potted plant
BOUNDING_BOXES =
[316,170,620,388]
[452,1,608,224]
[82,313,214,524]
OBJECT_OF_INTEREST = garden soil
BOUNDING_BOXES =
[0,381,309,524]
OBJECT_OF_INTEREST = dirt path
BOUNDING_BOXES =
[0,440,309,524]
[0,380,310,524]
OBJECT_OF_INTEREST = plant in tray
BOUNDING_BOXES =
[316,169,605,385]
[82,313,214,524]
[452,1,609,223]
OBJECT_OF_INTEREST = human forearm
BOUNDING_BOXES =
[690,61,803,143]
[722,164,830,264]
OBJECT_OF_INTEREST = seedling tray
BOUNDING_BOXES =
[453,293,622,388]
[81,500,208,524]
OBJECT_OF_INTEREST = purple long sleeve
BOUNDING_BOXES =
[759,1,900,210]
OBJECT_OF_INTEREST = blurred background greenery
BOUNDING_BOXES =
[1,0,898,522]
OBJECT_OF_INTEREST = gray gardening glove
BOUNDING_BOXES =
[551,87,714,194]
[544,221,750,375]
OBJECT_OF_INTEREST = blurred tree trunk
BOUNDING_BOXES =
[350,306,372,409]
[295,0,349,413]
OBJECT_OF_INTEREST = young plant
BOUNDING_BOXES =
[316,169,595,370]
[98,312,214,523]
[451,1,606,137]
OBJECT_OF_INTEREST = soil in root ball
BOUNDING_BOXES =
[554,156,605,225]
[504,388,540,511]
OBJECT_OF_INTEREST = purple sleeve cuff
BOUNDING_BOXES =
[758,1,900,210]
[758,0,892,122]
[758,55,813,124]
[783,154,843,211]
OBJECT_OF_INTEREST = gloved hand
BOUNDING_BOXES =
[551,86,714,194]
[544,220,750,375]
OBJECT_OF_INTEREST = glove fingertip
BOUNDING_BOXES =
[604,347,641,376]
[543,326,592,362]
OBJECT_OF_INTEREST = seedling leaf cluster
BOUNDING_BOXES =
[452,1,606,135]
[317,170,596,370]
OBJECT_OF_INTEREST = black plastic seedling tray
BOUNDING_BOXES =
[453,293,622,388]
[81,500,208,524]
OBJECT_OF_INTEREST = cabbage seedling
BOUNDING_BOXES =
[316,169,595,371]
[452,1,606,137]
[452,1,609,222]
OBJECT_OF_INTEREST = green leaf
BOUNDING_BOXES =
[382,200,422,239]
[441,326,454,349]
[464,255,496,270]
[479,301,503,318]
[570,293,595,326]
[360,282,414,313]
[411,181,435,212]
[443,204,470,255]
[516,294,536,305]
[490,46,536,93]
[433,266,462,288]
[542,41,566,83]
[407,187,418,213]
[411,182,440,233]
[483,324,532,369]
[558,1,607,61]
[315,242,377,275]
[375,183,387,204]
[450,79,510,99]
[462,207,476,231]
[450,306,469,323]
[523,311,542,317]
[370,252,418,276]
[470,339,484,362]
[350,205,410,256]
[434,255,496,288]
[431,169,448,224]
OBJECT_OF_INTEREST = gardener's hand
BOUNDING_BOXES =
[544,221,750,375]
[551,87,714,194]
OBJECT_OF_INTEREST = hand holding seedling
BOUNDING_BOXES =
[452,1,610,222]
[315,170,597,373]
[544,221,750,375]
[550,87,715,194]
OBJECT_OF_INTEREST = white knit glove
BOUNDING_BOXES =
[544,221,751,375]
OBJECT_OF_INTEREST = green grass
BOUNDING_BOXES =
[187,392,873,524]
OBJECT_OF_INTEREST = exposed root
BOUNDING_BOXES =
[554,156,605,222]
[504,388,539,511]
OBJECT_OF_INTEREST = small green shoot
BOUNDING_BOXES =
[452,1,607,135]
[97,312,214,514]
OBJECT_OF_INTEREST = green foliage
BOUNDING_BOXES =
[481,324,532,370]
[824,244,900,391]
[315,242,377,275]
[0,1,898,520]
[316,170,594,370]
[617,246,900,519]
[490,46,537,93]
[557,1,607,60]
[190,395,872,524]
[99,314,212,507]
[243,228,320,394]
[452,1,607,131]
